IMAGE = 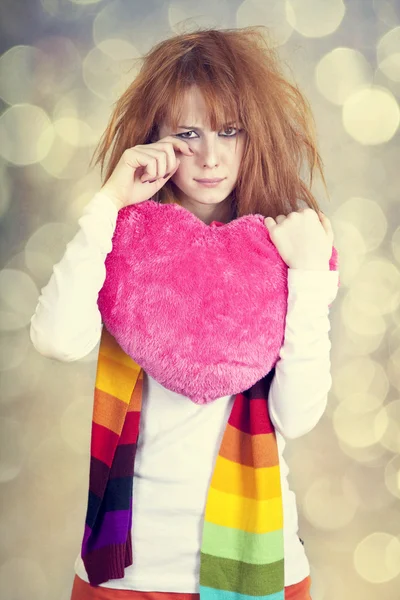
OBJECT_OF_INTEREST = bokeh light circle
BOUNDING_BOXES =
[385,454,400,499]
[285,0,345,38]
[343,462,395,511]
[354,532,400,583]
[0,160,11,220]
[0,418,24,482]
[333,402,387,448]
[303,475,359,530]
[377,26,400,82]
[40,0,87,20]
[345,259,400,318]
[332,356,389,408]
[315,47,373,105]
[376,400,400,453]
[236,0,294,47]
[169,0,230,32]
[342,86,400,145]
[0,329,31,372]
[92,0,160,50]
[0,104,55,165]
[328,217,366,285]
[82,39,141,103]
[341,293,386,351]
[333,196,387,253]
[25,221,77,287]
[388,345,400,393]
[392,225,400,265]
[60,397,92,454]
[0,45,47,105]
[0,269,39,331]
[53,117,97,148]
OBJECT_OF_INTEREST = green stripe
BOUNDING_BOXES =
[200,553,284,596]
[201,522,284,564]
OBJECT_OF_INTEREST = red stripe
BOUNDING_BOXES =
[119,410,140,445]
[228,393,275,435]
[91,422,119,468]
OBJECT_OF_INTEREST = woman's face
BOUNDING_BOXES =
[157,86,246,222]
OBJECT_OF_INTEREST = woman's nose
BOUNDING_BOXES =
[194,137,220,167]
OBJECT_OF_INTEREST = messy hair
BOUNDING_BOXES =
[90,26,328,219]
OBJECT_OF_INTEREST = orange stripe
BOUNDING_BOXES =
[71,574,200,599]
[128,369,143,412]
[93,389,129,435]
[219,423,279,468]
[285,575,312,599]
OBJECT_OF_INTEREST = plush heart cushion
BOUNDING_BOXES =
[97,200,339,404]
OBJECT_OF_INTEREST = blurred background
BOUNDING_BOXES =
[0,0,400,599]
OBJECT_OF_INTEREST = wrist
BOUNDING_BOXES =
[98,187,124,211]
[288,263,330,271]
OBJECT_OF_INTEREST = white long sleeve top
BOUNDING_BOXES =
[30,191,340,591]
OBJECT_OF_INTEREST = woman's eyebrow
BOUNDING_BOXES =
[176,122,238,130]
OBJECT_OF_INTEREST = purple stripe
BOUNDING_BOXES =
[81,509,131,556]
[81,523,92,556]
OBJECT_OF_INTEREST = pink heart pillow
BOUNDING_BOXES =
[98,200,339,404]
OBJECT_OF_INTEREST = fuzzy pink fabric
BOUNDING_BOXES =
[98,200,339,404]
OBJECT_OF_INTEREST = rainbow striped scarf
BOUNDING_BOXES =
[81,327,284,597]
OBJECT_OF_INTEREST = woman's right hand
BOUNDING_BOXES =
[99,136,194,210]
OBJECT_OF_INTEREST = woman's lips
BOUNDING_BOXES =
[195,178,225,187]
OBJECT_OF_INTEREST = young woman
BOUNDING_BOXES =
[30,27,339,600]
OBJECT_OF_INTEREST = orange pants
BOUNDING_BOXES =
[70,574,312,600]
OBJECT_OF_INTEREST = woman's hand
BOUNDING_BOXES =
[264,208,334,270]
[99,136,194,210]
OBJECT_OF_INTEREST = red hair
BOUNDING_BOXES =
[90,26,328,219]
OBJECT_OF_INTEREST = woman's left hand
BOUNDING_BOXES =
[264,208,334,270]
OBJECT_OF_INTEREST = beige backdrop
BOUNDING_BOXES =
[0,0,400,599]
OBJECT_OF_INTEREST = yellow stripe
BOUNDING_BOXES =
[99,328,138,369]
[211,455,281,501]
[96,354,140,405]
[205,487,283,534]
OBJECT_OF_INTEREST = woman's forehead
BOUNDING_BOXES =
[162,107,239,130]
[162,86,239,129]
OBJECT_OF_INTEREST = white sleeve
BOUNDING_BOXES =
[29,191,119,362]
[268,268,340,439]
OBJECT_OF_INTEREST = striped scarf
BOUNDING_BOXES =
[81,327,284,598]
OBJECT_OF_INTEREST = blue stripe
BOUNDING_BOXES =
[200,586,284,600]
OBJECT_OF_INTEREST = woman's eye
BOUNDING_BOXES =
[177,131,197,139]
[222,127,239,136]
[176,127,241,139]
